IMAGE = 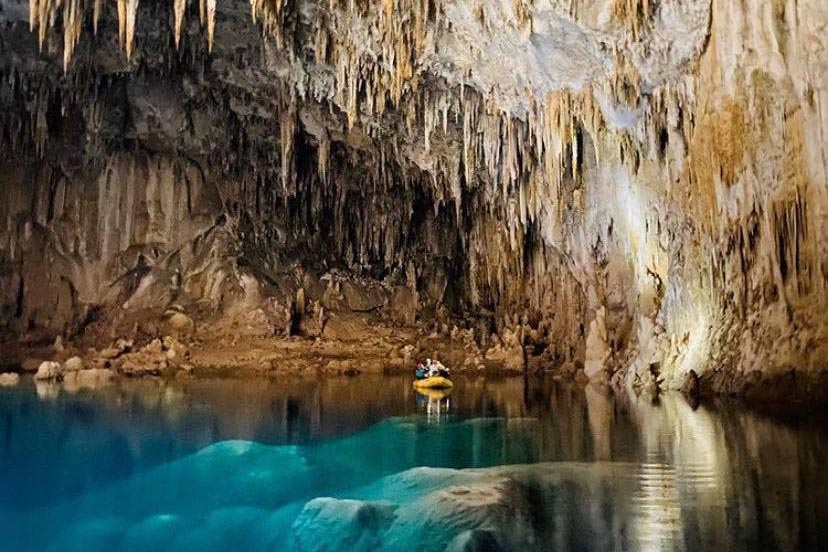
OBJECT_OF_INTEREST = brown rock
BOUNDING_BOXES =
[322,312,370,341]
[144,338,164,354]
[21,358,44,373]
[120,358,163,377]
[680,369,701,399]
[115,338,134,352]
[389,286,419,325]
[341,281,384,312]
[99,347,123,360]
[298,316,323,338]
[386,358,405,371]
[166,313,195,337]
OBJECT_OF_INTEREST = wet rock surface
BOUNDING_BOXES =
[34,361,62,381]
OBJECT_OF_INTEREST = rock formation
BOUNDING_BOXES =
[0,0,825,397]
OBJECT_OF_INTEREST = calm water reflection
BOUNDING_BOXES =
[0,375,826,551]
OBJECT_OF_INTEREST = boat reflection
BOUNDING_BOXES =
[415,386,452,423]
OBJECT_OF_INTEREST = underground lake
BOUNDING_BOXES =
[1,375,826,551]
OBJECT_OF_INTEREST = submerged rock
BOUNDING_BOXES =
[445,530,505,552]
[288,462,652,551]
[292,498,397,552]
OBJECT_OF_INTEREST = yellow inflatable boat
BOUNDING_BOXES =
[414,387,452,400]
[413,376,454,390]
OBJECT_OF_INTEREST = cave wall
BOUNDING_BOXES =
[0,0,826,392]
[0,154,239,337]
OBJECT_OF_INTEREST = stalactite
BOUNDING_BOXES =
[117,0,128,51]
[206,0,216,51]
[125,0,139,60]
[93,0,103,34]
[612,0,653,40]
[174,0,187,48]
[281,95,297,193]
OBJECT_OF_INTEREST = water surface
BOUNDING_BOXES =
[0,375,826,551]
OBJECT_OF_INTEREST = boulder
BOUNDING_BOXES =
[163,336,188,358]
[99,347,123,360]
[120,358,163,377]
[680,369,700,399]
[21,358,44,373]
[99,339,132,360]
[144,338,164,354]
[322,312,371,341]
[34,361,62,381]
[341,281,384,312]
[166,312,195,337]
[0,373,20,387]
[292,498,397,552]
[63,356,84,371]
[114,338,134,352]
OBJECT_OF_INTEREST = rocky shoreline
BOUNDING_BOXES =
[3,310,827,407]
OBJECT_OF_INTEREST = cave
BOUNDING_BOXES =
[1,0,827,395]
[2,1,828,550]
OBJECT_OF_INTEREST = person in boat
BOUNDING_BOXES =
[431,358,450,378]
[428,358,444,378]
[439,363,451,378]
[415,363,427,380]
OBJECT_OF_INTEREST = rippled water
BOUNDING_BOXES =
[0,375,826,551]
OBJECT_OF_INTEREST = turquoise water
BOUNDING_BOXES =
[1,375,826,551]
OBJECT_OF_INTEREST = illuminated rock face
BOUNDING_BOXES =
[0,0,826,394]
